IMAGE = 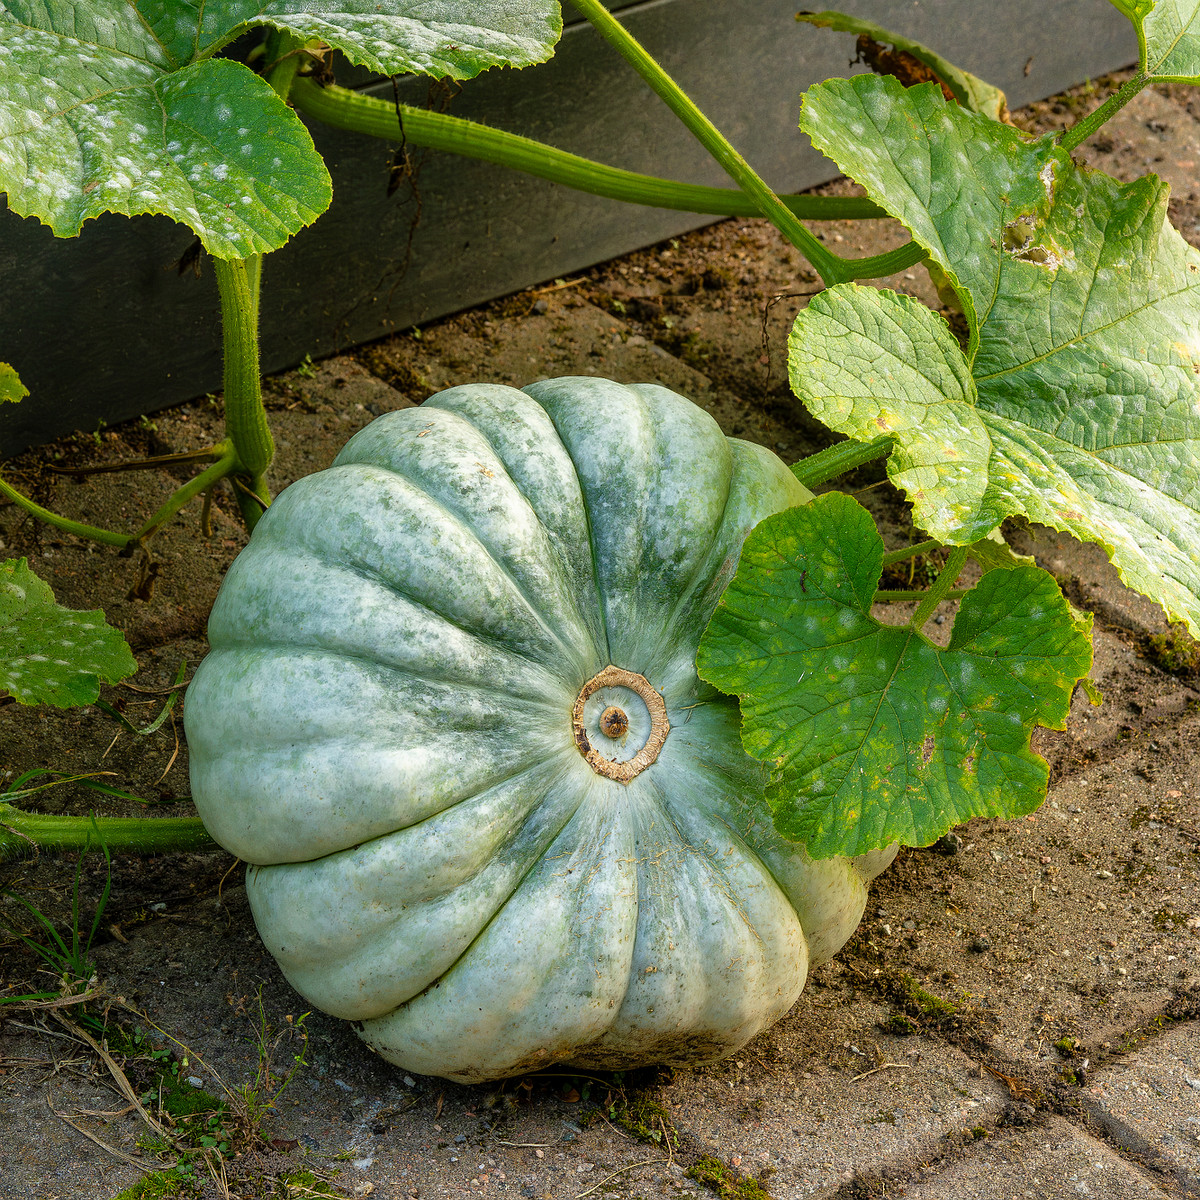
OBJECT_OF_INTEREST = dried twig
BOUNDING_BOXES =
[849,1061,911,1083]
[576,1156,670,1199]
[47,1094,146,1169]
[51,1010,181,1149]
[0,987,104,1013]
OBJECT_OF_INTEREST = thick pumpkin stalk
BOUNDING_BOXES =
[213,256,274,530]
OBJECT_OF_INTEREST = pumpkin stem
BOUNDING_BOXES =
[572,666,669,783]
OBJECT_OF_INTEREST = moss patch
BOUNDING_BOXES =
[687,1155,775,1199]
[609,1092,677,1148]
[1146,622,1200,679]
[111,1170,193,1200]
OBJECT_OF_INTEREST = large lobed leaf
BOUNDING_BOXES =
[697,493,1093,858]
[1110,0,1200,82]
[0,558,136,706]
[792,74,1200,636]
[0,2,561,256]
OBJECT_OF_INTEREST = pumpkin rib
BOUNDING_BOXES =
[203,632,568,710]
[257,459,598,683]
[332,408,604,678]
[653,438,813,675]
[328,478,597,683]
[249,753,589,1020]
[358,772,640,1080]
[424,385,610,662]
[187,651,576,863]
[526,378,734,672]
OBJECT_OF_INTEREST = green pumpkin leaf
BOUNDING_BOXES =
[0,559,136,707]
[0,40,330,257]
[0,2,561,256]
[793,74,1200,636]
[966,530,1036,574]
[697,493,1093,858]
[225,1,564,79]
[796,10,1009,120]
[1110,0,1200,82]
[0,363,28,405]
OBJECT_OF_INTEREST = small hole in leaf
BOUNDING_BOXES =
[1003,215,1036,252]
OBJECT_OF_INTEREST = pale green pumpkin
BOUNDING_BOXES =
[186,377,894,1083]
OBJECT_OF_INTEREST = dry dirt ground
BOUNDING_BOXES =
[1,74,1199,1200]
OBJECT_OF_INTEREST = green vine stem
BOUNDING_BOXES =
[212,257,273,529]
[881,539,941,567]
[262,29,306,100]
[1059,72,1148,153]
[0,443,237,550]
[875,588,965,604]
[130,443,238,544]
[791,434,893,489]
[908,545,969,631]
[0,805,216,862]
[291,77,886,222]
[571,0,852,286]
[292,77,924,282]
[0,475,135,548]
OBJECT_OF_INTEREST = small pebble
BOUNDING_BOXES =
[935,832,963,855]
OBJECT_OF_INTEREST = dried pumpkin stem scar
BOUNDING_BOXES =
[572,666,670,783]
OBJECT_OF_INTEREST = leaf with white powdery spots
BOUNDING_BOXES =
[216,2,563,79]
[0,559,136,707]
[0,27,330,257]
[792,74,1200,636]
[697,493,1093,859]
[0,2,560,256]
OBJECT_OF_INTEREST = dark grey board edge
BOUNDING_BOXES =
[0,0,1136,454]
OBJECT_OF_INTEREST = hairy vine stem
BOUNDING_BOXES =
[791,434,894,489]
[908,546,969,631]
[880,539,941,567]
[1058,72,1148,153]
[0,443,238,550]
[0,805,214,861]
[212,257,272,530]
[292,77,926,283]
[290,77,886,222]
